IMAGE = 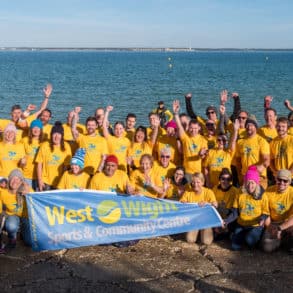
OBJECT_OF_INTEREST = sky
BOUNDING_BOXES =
[0,0,293,48]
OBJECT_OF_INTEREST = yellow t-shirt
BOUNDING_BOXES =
[0,142,26,177]
[156,135,181,166]
[265,185,293,222]
[233,192,270,227]
[152,161,176,185]
[127,142,153,170]
[90,170,129,194]
[213,185,240,218]
[130,168,162,198]
[235,134,270,177]
[181,186,216,204]
[57,170,90,189]
[21,137,41,180]
[270,135,293,178]
[147,127,166,141]
[42,124,53,141]
[76,134,109,175]
[204,135,217,150]
[105,135,130,171]
[258,126,278,143]
[35,141,72,187]
[180,132,208,174]
[203,149,233,187]
[125,129,135,141]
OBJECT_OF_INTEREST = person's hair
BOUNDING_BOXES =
[114,121,125,129]
[191,172,205,184]
[86,116,98,126]
[219,168,232,181]
[277,117,289,126]
[265,107,277,116]
[139,154,154,167]
[41,108,52,117]
[148,112,158,118]
[179,113,188,118]
[28,128,43,144]
[133,125,147,142]
[50,121,65,152]
[126,113,136,120]
[188,119,200,127]
[160,147,171,156]
[175,166,185,174]
[242,182,262,199]
[11,105,21,112]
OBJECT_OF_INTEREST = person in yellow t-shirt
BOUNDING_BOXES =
[21,119,43,190]
[57,148,90,190]
[90,155,132,194]
[163,166,188,201]
[103,106,130,172]
[223,167,270,250]
[270,117,293,182]
[235,117,270,189]
[0,124,26,178]
[0,169,33,249]
[258,108,278,143]
[152,147,176,187]
[173,100,208,182]
[261,169,293,253]
[212,168,240,239]
[180,172,217,246]
[125,113,137,141]
[130,154,164,198]
[203,118,238,188]
[36,122,71,190]
[71,109,109,176]
[154,120,182,166]
[127,126,153,174]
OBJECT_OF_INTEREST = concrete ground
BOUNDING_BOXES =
[0,236,292,292]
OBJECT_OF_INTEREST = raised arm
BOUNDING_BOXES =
[184,93,197,119]
[71,107,81,140]
[218,105,228,134]
[230,92,241,122]
[22,84,53,119]
[284,99,293,111]
[229,119,240,153]
[173,100,185,139]
[103,106,113,138]
[150,115,160,146]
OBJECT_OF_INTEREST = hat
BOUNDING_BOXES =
[245,115,258,129]
[165,120,177,129]
[105,154,119,165]
[206,106,218,115]
[158,101,164,105]
[30,119,43,130]
[244,165,260,184]
[51,121,64,136]
[70,148,86,169]
[4,123,17,134]
[277,169,292,183]
[8,169,24,183]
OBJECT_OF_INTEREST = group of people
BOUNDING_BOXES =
[0,84,292,255]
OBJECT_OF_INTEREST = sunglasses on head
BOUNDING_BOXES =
[277,178,289,183]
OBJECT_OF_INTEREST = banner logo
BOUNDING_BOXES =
[97,200,121,224]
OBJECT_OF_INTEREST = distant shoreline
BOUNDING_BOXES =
[1,47,293,52]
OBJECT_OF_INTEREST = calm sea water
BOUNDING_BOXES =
[0,50,293,126]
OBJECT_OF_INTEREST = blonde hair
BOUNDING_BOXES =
[191,172,205,184]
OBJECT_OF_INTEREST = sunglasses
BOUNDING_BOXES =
[206,123,215,127]
[207,111,215,115]
[161,155,170,159]
[277,178,289,183]
[238,116,247,120]
[217,138,227,142]
[220,177,231,182]
[175,172,184,176]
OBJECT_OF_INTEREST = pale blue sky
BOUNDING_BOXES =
[0,0,292,48]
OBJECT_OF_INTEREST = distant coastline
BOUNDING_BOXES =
[1,47,293,52]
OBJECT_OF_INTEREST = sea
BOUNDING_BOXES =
[0,50,293,126]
